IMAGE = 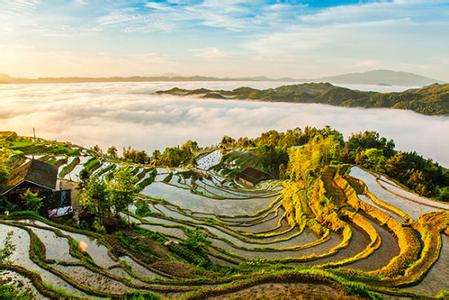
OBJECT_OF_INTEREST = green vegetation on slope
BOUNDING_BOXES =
[216,127,449,201]
[158,82,449,115]
[0,284,32,300]
[1,127,449,299]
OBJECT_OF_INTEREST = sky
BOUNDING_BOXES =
[0,0,449,80]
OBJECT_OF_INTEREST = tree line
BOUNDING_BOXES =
[217,127,448,200]
[94,126,447,200]
[93,140,200,167]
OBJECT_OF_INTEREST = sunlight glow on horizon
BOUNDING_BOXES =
[0,0,448,80]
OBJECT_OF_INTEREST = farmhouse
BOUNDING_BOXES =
[237,167,270,187]
[1,159,73,216]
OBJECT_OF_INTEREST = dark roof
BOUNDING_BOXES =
[1,159,58,194]
[237,167,270,185]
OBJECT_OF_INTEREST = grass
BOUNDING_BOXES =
[0,284,33,300]
[121,291,162,300]
[59,156,81,178]
[43,282,81,299]
[137,169,157,190]
[114,231,161,261]
[95,163,116,177]
[162,173,173,183]
[9,137,80,156]
[83,157,101,173]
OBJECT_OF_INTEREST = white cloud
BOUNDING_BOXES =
[0,0,448,80]
[145,2,173,11]
[1,82,448,166]
[244,1,449,79]
[96,8,141,26]
[192,47,228,60]
[97,0,298,32]
[299,0,447,24]
[4,0,41,11]
[96,7,174,32]
[179,1,250,31]
[73,0,88,6]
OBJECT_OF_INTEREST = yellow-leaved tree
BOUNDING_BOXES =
[287,134,342,183]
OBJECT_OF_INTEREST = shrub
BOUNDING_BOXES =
[0,284,33,300]
[0,231,16,263]
[20,189,44,212]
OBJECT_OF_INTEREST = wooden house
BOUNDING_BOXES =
[237,167,270,187]
[1,159,72,216]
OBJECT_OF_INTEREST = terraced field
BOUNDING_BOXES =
[1,149,449,299]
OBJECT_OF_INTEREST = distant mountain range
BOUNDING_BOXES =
[316,70,443,86]
[0,70,444,86]
[157,82,449,116]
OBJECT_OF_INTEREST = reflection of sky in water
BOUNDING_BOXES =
[1,81,448,166]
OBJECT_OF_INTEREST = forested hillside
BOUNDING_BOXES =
[158,83,449,115]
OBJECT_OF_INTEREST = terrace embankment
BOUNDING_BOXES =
[210,283,360,299]
[1,144,448,299]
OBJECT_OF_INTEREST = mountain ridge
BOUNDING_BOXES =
[0,70,443,86]
[157,82,449,116]
[317,70,443,86]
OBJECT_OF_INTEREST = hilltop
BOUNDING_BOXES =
[157,82,449,116]
[317,70,442,86]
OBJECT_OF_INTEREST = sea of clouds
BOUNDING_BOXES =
[1,81,448,166]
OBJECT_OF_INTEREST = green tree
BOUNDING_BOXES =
[0,149,11,186]
[108,166,138,217]
[79,174,109,223]
[236,137,254,148]
[407,169,429,196]
[152,149,161,161]
[123,147,149,164]
[181,140,199,153]
[346,131,395,162]
[107,146,118,158]
[0,167,8,187]
[288,134,342,183]
[385,152,407,178]
[20,189,43,211]
[220,136,235,148]
[79,169,90,188]
[92,145,102,153]
[257,144,288,177]
[356,148,386,172]
[384,151,449,200]
[436,186,449,201]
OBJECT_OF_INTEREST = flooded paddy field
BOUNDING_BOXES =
[1,150,448,299]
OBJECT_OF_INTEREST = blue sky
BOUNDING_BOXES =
[0,0,448,80]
